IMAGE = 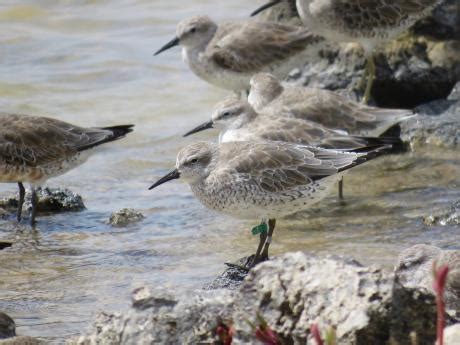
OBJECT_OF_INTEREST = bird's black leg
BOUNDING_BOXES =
[338,177,344,200]
[17,182,25,222]
[30,187,38,226]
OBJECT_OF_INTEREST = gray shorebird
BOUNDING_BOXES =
[247,73,414,197]
[154,15,322,93]
[149,140,391,268]
[0,113,134,225]
[248,73,414,137]
[183,97,401,199]
[251,0,441,103]
[183,97,401,150]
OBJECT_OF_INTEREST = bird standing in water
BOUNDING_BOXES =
[0,113,133,225]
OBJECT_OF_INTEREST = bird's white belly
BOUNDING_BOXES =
[193,174,341,221]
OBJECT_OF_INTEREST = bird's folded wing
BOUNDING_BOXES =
[208,21,320,73]
[213,142,357,193]
[0,114,113,167]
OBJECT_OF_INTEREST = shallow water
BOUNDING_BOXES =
[0,1,459,343]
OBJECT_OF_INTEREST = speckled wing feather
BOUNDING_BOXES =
[324,0,438,31]
[208,21,320,73]
[0,113,123,167]
[213,141,358,193]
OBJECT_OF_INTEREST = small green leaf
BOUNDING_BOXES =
[251,223,268,235]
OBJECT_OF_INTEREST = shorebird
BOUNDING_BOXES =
[247,73,414,198]
[0,113,134,225]
[183,97,401,199]
[183,97,400,150]
[149,140,392,268]
[248,73,414,137]
[154,15,322,93]
[251,0,441,103]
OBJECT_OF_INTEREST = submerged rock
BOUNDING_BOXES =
[423,200,460,226]
[0,312,15,339]
[395,244,460,316]
[70,253,442,344]
[0,187,85,215]
[108,208,144,227]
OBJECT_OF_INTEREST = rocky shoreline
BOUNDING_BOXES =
[67,247,459,345]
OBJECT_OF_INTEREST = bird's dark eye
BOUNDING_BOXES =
[222,111,230,117]
[190,158,198,163]
[190,28,196,33]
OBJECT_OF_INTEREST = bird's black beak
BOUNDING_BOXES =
[149,169,180,190]
[154,36,180,56]
[183,120,214,137]
[250,0,281,17]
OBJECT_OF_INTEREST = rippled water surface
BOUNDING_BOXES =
[0,1,459,342]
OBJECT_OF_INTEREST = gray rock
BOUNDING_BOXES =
[108,208,144,227]
[68,288,235,345]
[294,36,460,109]
[204,256,251,290]
[0,312,15,339]
[448,81,460,100]
[445,323,460,345]
[0,187,85,215]
[232,253,394,344]
[423,200,460,226]
[400,99,459,148]
[70,253,441,344]
[0,242,13,251]
[411,0,460,40]
[395,244,460,316]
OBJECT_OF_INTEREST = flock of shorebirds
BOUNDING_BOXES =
[1,0,441,269]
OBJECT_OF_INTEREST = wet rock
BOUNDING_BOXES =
[445,323,460,345]
[0,187,85,215]
[108,208,144,227]
[0,312,15,339]
[70,253,441,344]
[400,98,459,148]
[0,242,13,251]
[423,200,460,226]
[395,244,460,316]
[204,256,251,290]
[411,0,460,40]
